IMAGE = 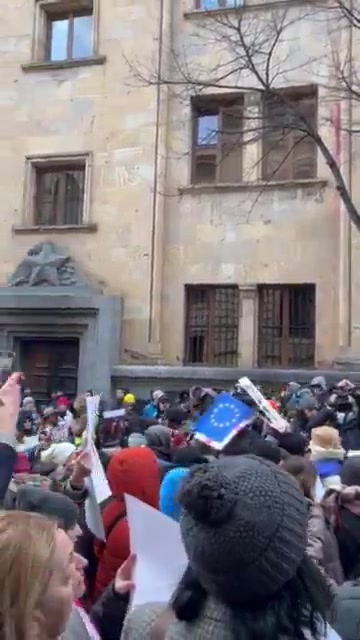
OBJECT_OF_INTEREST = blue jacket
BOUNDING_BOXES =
[142,403,158,419]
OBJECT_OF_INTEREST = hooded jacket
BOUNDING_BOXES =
[307,486,360,597]
[93,447,160,600]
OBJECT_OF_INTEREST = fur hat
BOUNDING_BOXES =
[310,426,342,451]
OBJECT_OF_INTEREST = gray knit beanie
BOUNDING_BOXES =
[179,455,308,604]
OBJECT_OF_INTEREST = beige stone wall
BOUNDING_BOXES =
[160,3,343,367]
[0,0,166,359]
[0,0,349,367]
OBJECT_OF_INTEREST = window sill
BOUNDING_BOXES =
[184,1,304,19]
[21,55,106,73]
[179,178,327,194]
[13,223,98,234]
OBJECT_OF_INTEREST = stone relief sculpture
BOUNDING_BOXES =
[8,242,78,287]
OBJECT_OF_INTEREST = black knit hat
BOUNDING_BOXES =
[179,455,308,604]
[15,486,79,532]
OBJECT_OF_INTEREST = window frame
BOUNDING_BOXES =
[22,152,93,228]
[32,0,100,63]
[46,8,94,62]
[184,284,240,366]
[257,283,316,368]
[191,96,244,185]
[261,86,318,182]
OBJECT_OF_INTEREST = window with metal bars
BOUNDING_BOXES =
[262,86,318,181]
[257,284,316,368]
[185,285,239,365]
[192,97,243,184]
[35,164,85,226]
[46,4,93,62]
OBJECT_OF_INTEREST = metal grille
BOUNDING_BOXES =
[185,285,239,365]
[258,284,315,368]
[35,165,85,226]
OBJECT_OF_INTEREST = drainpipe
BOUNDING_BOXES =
[147,0,171,350]
[338,4,353,351]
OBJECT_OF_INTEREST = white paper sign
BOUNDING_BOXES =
[125,494,188,608]
[238,377,289,433]
[85,395,100,440]
[103,408,126,419]
[83,393,112,538]
[85,478,106,541]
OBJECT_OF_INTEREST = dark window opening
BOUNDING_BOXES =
[35,164,85,226]
[262,86,318,181]
[185,285,239,365]
[257,284,315,368]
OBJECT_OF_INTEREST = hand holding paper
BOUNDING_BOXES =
[114,554,136,595]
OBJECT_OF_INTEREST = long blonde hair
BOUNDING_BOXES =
[0,511,57,640]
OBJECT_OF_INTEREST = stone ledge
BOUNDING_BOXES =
[184,0,311,19]
[111,364,352,384]
[21,55,106,72]
[13,223,98,234]
[179,179,327,194]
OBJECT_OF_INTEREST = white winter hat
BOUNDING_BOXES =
[41,442,76,466]
[153,389,165,402]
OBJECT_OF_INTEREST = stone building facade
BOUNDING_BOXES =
[0,0,358,396]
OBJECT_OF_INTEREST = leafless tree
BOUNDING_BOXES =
[127,0,360,230]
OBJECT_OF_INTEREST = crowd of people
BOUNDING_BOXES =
[0,373,360,639]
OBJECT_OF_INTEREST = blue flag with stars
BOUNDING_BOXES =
[194,392,255,450]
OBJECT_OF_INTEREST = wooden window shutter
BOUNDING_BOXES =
[219,106,243,182]
[262,129,292,181]
[292,93,317,179]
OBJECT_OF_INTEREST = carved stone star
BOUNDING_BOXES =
[25,244,69,286]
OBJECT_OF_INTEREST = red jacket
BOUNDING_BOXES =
[93,447,160,600]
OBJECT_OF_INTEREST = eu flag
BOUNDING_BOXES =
[194,392,255,450]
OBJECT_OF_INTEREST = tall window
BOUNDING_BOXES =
[34,165,85,226]
[257,284,316,368]
[185,285,239,365]
[192,97,243,184]
[46,6,93,61]
[262,87,317,181]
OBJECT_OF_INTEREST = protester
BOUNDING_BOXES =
[310,426,345,489]
[282,455,317,499]
[121,455,331,639]
[159,467,189,521]
[310,376,329,407]
[0,511,74,640]
[42,405,70,443]
[94,447,160,599]
[142,390,169,420]
[144,424,174,477]
[0,372,22,502]
[13,485,82,540]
